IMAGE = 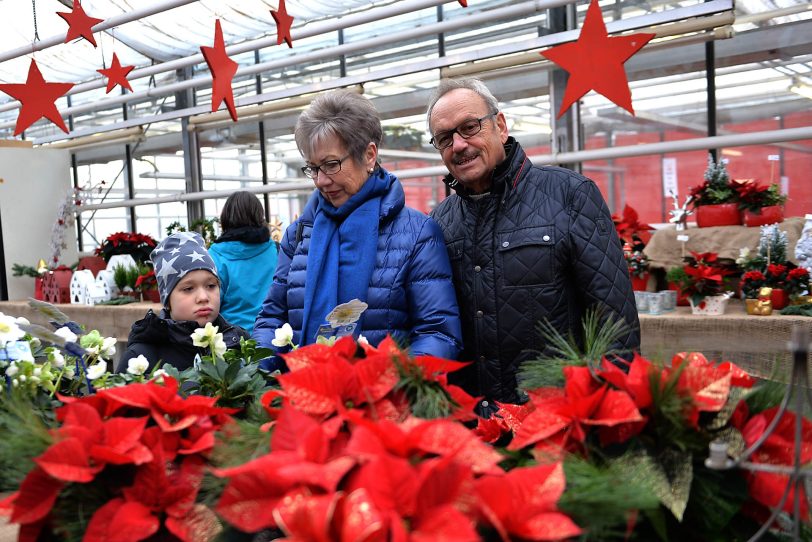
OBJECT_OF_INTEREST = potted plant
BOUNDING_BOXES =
[665,266,691,306]
[95,232,158,264]
[735,180,787,227]
[134,267,160,303]
[612,204,653,251]
[763,263,809,310]
[624,249,650,291]
[690,154,741,227]
[680,251,735,314]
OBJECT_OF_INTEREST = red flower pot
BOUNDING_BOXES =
[631,272,650,292]
[695,203,742,228]
[770,288,789,310]
[142,289,161,304]
[34,276,44,300]
[742,205,784,227]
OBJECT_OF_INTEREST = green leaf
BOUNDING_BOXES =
[611,449,693,522]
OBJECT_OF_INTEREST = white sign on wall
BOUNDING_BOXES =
[662,157,678,198]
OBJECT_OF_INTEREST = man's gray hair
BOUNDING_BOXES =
[425,78,500,131]
[295,90,383,164]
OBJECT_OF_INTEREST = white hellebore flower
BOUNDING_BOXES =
[0,313,25,344]
[127,355,150,376]
[86,362,107,381]
[212,336,227,359]
[191,322,220,348]
[271,323,294,348]
[100,337,117,359]
[151,368,169,383]
[54,326,78,344]
[5,362,19,377]
[50,350,66,369]
[15,317,30,326]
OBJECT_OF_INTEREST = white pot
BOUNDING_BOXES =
[689,294,730,315]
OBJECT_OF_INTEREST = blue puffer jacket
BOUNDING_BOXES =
[254,171,462,361]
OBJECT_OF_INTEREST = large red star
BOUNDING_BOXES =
[97,53,134,93]
[0,59,74,136]
[541,0,654,118]
[200,19,239,122]
[271,0,294,48]
[57,0,104,48]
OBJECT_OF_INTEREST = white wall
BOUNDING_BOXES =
[0,146,76,300]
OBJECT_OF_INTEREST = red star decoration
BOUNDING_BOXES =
[271,0,294,48]
[458,0,468,6]
[200,19,239,122]
[0,59,74,136]
[97,53,134,93]
[541,0,654,118]
[57,0,104,48]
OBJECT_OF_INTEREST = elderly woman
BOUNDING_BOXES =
[254,90,461,365]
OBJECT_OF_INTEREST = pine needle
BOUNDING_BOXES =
[393,357,457,419]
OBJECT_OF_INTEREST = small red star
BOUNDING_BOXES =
[458,0,468,6]
[541,0,654,118]
[200,19,239,122]
[271,0,294,48]
[97,53,134,93]
[0,59,74,135]
[57,0,104,48]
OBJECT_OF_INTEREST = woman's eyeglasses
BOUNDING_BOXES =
[430,112,498,150]
[301,153,351,179]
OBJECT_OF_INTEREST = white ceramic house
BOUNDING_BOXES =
[95,269,118,298]
[69,269,96,305]
[84,282,111,305]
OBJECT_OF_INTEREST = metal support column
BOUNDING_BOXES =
[176,66,204,224]
[66,95,83,251]
[122,92,137,233]
[255,50,270,221]
[705,39,717,161]
[548,4,582,173]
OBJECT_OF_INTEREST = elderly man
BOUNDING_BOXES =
[426,77,640,415]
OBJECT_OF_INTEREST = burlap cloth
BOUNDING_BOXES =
[644,216,805,271]
[640,301,812,385]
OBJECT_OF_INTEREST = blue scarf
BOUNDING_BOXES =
[300,168,392,345]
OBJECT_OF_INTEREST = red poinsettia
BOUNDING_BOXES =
[680,251,733,305]
[742,406,812,520]
[612,204,653,250]
[508,366,643,457]
[6,378,233,541]
[95,231,158,263]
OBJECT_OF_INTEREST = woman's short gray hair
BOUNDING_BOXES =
[294,90,383,164]
[425,78,500,131]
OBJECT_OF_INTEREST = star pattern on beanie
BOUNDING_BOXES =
[150,232,218,306]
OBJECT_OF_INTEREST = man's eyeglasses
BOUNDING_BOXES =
[301,153,351,179]
[429,112,498,150]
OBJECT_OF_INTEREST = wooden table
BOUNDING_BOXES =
[639,300,811,382]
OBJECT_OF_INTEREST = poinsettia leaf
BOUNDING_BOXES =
[277,456,357,492]
[410,356,471,380]
[493,401,535,432]
[473,416,507,444]
[215,469,288,532]
[612,450,693,521]
[273,490,340,542]
[60,401,104,433]
[511,511,583,542]
[717,361,755,388]
[585,389,644,428]
[90,442,154,466]
[283,343,341,371]
[34,438,98,482]
[272,401,331,461]
[410,504,480,542]
[165,504,223,542]
[679,365,732,413]
[343,454,419,517]
[508,397,571,451]
[83,498,159,542]
[152,412,200,433]
[10,467,64,524]
[352,355,399,405]
[414,456,475,517]
[278,362,351,415]
[411,420,503,475]
[336,488,389,542]
[747,471,810,520]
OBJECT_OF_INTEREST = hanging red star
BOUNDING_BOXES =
[0,59,74,136]
[200,19,239,122]
[541,0,654,118]
[458,0,469,6]
[271,0,294,48]
[57,0,104,48]
[97,53,134,93]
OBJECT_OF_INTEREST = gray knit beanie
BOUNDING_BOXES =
[151,232,218,306]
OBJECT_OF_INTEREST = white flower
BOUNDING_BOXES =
[358,335,369,345]
[191,322,220,348]
[15,317,30,326]
[127,355,150,376]
[271,323,294,348]
[54,326,78,344]
[50,349,66,369]
[86,362,107,380]
[19,374,26,382]
[100,337,117,359]
[0,313,25,345]
[326,299,368,328]
[5,362,18,377]
[212,336,227,359]
[151,368,169,384]
[33,367,41,377]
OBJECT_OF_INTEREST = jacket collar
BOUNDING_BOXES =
[442,137,527,199]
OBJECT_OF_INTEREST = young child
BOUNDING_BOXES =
[117,232,249,372]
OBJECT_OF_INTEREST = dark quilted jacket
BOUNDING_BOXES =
[430,138,640,405]
[254,172,462,360]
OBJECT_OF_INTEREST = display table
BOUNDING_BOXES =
[644,216,804,271]
[0,300,160,362]
[639,300,811,382]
